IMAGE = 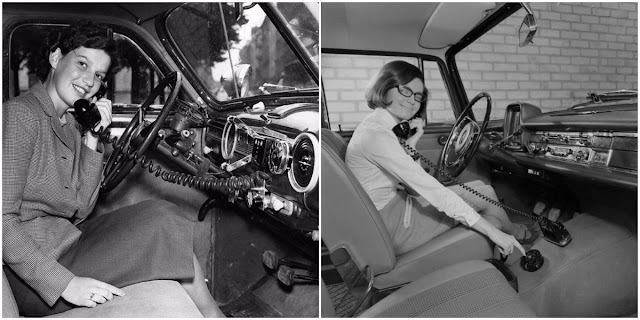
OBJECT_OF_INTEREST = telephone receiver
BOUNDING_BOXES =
[392,112,426,140]
[73,84,106,132]
[392,121,415,140]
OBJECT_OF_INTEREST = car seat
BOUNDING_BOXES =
[321,260,536,317]
[321,128,494,289]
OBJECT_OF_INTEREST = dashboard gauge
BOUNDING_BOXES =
[267,140,291,175]
[288,132,319,193]
[221,118,237,160]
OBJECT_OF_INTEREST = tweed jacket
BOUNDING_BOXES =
[3,83,103,306]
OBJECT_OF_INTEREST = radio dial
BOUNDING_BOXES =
[267,140,290,175]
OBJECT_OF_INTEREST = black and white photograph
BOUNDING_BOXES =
[320,2,637,317]
[3,2,319,317]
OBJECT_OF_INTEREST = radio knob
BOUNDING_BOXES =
[270,196,285,211]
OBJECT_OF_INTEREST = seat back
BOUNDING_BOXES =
[2,269,19,318]
[321,128,348,160]
[321,140,396,275]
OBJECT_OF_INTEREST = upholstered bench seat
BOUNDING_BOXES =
[3,270,203,318]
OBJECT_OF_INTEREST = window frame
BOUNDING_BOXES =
[2,18,168,106]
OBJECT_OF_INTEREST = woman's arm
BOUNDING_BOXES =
[363,128,482,226]
[2,103,76,306]
[363,128,524,255]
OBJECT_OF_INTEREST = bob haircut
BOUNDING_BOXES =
[365,60,428,118]
[37,20,119,82]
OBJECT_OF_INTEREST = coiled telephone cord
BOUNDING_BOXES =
[91,126,270,195]
[401,142,541,222]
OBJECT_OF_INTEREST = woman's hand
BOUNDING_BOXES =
[92,97,113,132]
[83,97,112,150]
[471,217,526,256]
[487,227,526,256]
[61,276,126,308]
[405,117,425,149]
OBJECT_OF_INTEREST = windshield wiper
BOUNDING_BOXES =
[259,83,317,95]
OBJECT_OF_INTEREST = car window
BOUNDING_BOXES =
[322,53,454,131]
[164,3,317,103]
[457,3,637,119]
[7,24,162,105]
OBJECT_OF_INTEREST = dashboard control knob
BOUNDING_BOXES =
[203,146,213,155]
[271,196,285,211]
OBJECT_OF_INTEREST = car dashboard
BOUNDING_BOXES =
[484,102,638,189]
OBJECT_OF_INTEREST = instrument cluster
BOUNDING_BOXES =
[202,104,320,234]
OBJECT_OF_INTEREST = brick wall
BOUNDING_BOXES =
[323,3,638,131]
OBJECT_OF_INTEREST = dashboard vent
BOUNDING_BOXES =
[288,132,319,193]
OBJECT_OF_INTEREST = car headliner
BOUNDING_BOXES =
[322,2,506,58]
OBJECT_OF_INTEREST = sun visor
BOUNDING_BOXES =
[419,2,497,49]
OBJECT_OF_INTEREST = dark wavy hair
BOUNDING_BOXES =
[365,60,428,117]
[37,20,119,82]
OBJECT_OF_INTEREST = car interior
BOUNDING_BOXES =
[3,3,319,318]
[320,2,637,317]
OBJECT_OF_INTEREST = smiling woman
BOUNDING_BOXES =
[2,20,223,317]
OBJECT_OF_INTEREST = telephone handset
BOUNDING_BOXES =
[392,121,414,140]
[74,84,106,132]
[392,126,572,250]
[392,107,427,140]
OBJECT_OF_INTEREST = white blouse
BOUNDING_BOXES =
[345,107,481,228]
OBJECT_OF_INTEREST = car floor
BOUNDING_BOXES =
[492,173,637,317]
[212,205,318,317]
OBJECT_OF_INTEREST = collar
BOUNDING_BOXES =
[31,82,70,126]
[30,82,57,117]
[373,107,401,129]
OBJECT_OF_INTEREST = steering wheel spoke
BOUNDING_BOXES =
[436,92,492,181]
[101,72,183,192]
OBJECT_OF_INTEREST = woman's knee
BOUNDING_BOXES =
[476,185,498,200]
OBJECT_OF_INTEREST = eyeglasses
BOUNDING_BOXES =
[396,85,427,103]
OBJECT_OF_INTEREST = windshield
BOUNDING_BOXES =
[457,3,638,120]
[165,2,318,104]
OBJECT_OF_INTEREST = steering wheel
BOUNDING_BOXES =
[101,71,182,192]
[436,92,491,181]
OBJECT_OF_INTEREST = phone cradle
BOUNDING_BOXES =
[539,218,572,247]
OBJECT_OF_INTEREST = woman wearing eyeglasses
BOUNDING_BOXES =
[346,60,536,258]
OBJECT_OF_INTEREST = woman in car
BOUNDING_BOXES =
[2,21,223,317]
[346,60,535,257]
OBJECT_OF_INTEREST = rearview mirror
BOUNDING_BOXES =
[518,3,537,47]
